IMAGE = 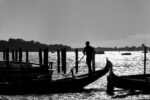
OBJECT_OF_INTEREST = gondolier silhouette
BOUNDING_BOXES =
[83,41,95,73]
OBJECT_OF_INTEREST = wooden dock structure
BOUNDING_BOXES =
[1,48,96,77]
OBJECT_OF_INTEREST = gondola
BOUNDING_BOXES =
[107,60,150,95]
[0,61,53,82]
[121,52,131,55]
[95,50,105,54]
[0,59,110,94]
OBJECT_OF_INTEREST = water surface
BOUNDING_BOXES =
[0,51,150,100]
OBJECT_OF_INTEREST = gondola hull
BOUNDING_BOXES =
[0,60,110,94]
[107,60,150,93]
[111,73,150,90]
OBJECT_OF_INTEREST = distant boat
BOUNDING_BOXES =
[95,51,105,54]
[0,59,110,94]
[121,53,131,55]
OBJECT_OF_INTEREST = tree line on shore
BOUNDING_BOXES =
[0,38,71,52]
[0,38,148,52]
[75,44,149,52]
[95,44,149,51]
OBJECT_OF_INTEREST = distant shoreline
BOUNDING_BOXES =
[0,38,148,52]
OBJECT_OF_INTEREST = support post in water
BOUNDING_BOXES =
[26,49,29,63]
[61,49,63,72]
[19,48,22,63]
[144,46,147,75]
[6,48,9,67]
[57,50,60,73]
[106,75,114,95]
[61,48,66,74]
[3,50,6,61]
[44,48,48,69]
[92,52,95,72]
[64,49,66,73]
[75,49,78,73]
[39,48,42,66]
[12,49,15,61]
[15,50,18,61]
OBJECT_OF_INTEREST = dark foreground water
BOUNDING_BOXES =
[0,51,150,100]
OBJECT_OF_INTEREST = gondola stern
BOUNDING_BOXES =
[105,58,113,74]
[106,59,115,95]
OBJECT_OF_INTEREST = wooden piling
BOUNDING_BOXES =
[39,48,42,66]
[26,49,29,63]
[3,50,6,61]
[92,52,95,72]
[12,49,15,61]
[61,49,63,72]
[15,50,18,61]
[64,49,66,73]
[75,49,78,73]
[106,75,114,95]
[44,48,48,69]
[144,46,147,75]
[6,48,9,67]
[57,50,60,73]
[19,48,22,63]
[61,48,66,73]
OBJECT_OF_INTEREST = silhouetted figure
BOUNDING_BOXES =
[83,41,95,73]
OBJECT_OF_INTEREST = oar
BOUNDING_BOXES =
[64,54,85,78]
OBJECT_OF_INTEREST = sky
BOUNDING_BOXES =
[0,0,150,48]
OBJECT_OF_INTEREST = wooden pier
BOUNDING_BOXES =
[1,48,96,76]
[0,47,102,94]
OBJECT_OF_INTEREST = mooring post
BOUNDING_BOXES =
[61,49,63,73]
[39,48,42,67]
[44,48,48,69]
[19,48,22,63]
[92,52,95,72]
[75,49,78,73]
[6,48,9,67]
[144,46,147,75]
[26,49,28,63]
[15,50,18,61]
[64,48,66,73]
[61,48,66,74]
[3,50,5,61]
[12,49,15,61]
[61,49,63,72]
[106,75,114,95]
[57,50,60,73]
